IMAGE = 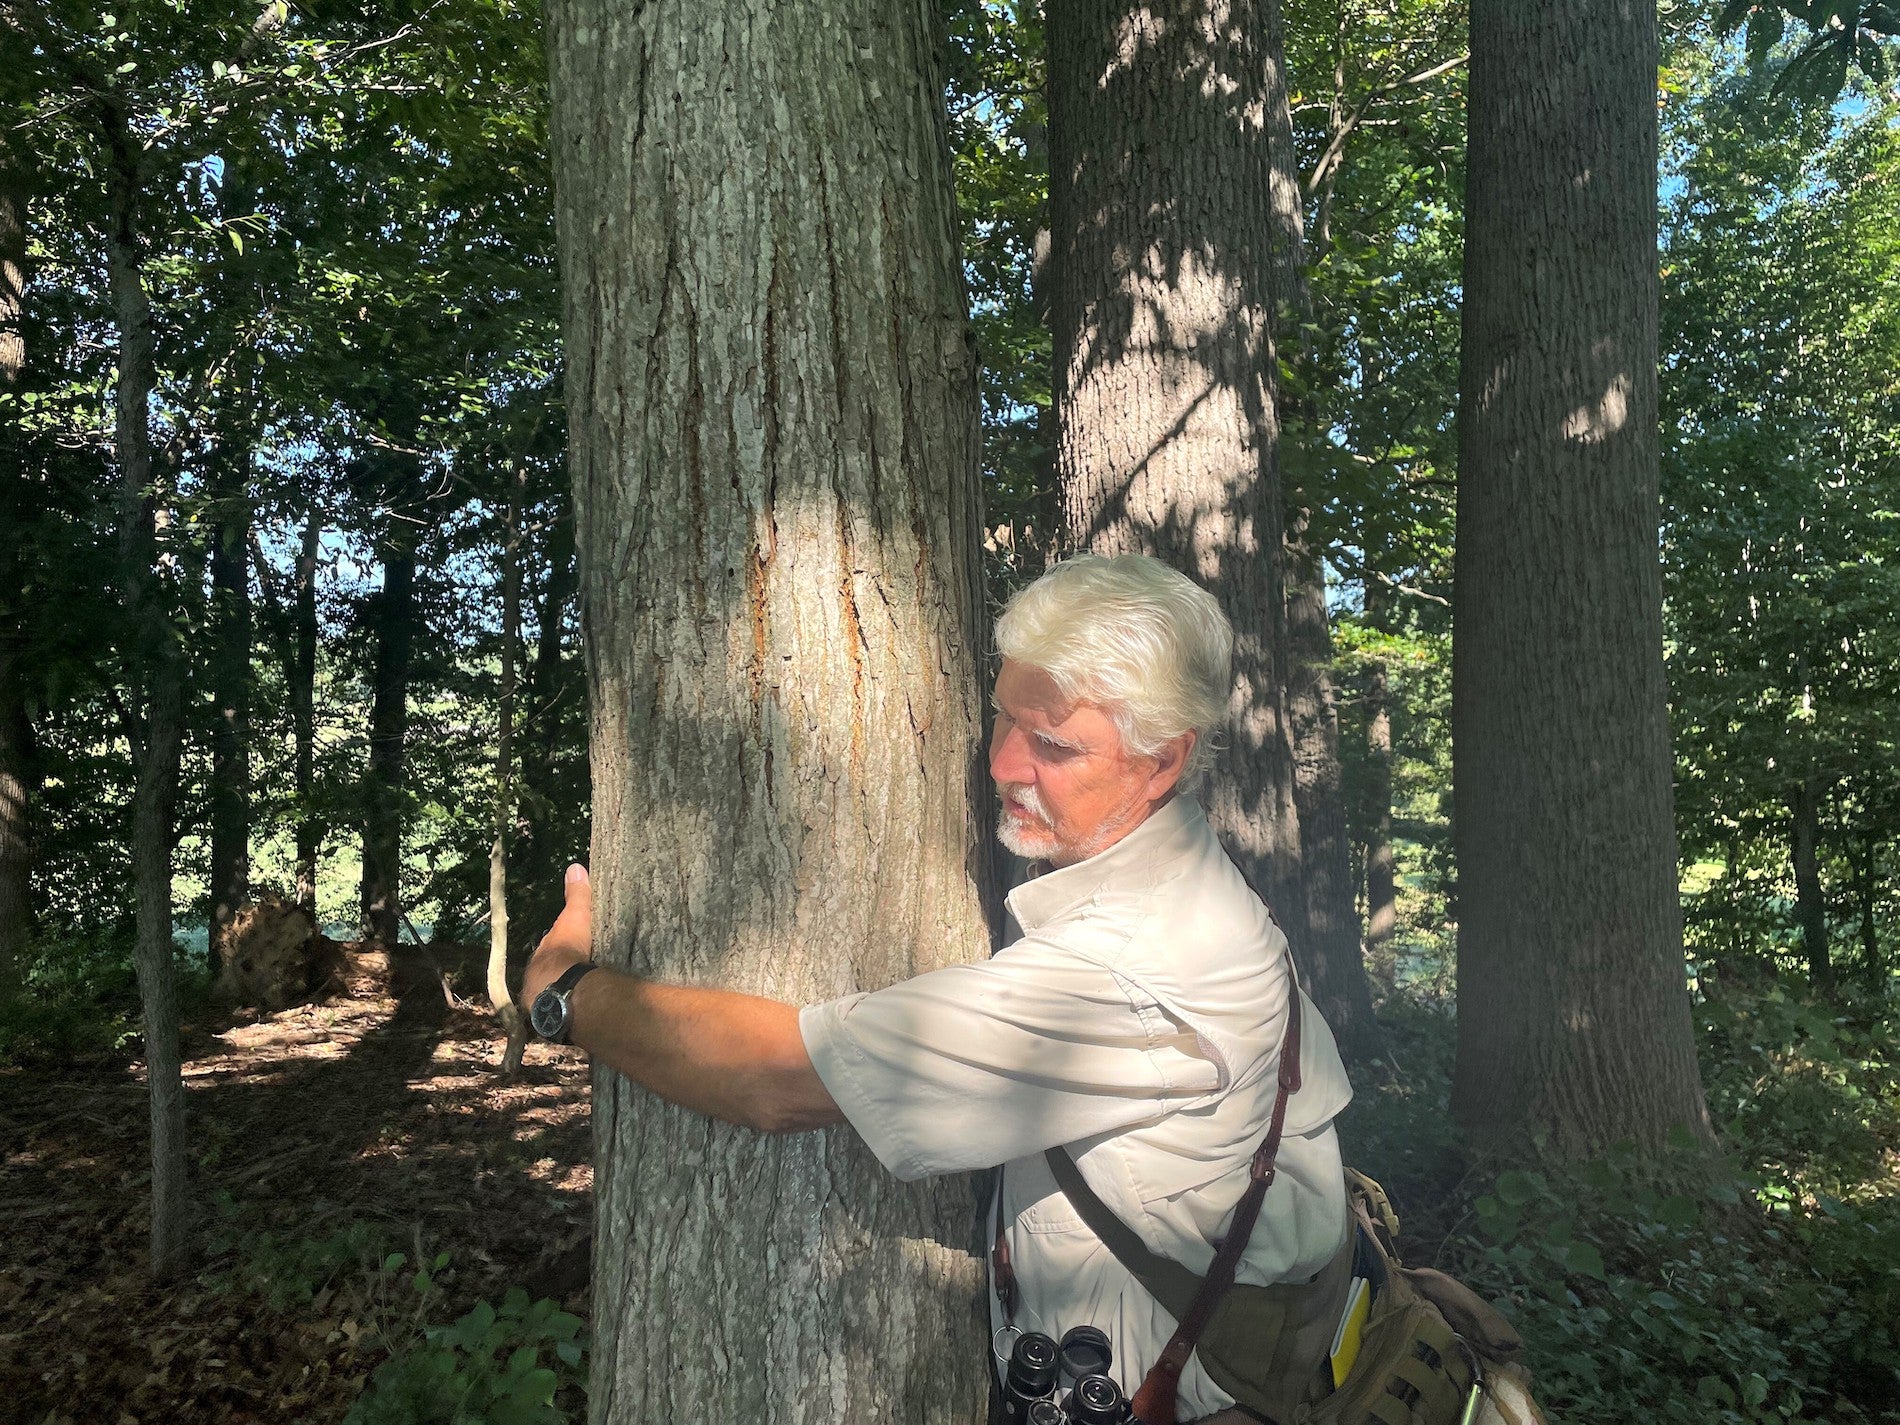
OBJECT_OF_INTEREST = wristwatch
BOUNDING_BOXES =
[530,962,597,1044]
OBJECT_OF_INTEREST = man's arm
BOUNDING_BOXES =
[524,865,843,1135]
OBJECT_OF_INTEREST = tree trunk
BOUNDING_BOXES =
[512,503,576,940]
[360,514,416,946]
[0,137,34,994]
[489,465,527,1076]
[0,623,32,1000]
[1047,0,1305,941]
[207,456,251,942]
[1451,0,1711,1153]
[107,110,191,1278]
[293,514,320,914]
[1362,651,1396,969]
[1263,2,1379,1056]
[547,2,995,1420]
[1853,831,1881,987]
[1790,777,1829,990]
[1285,534,1381,1057]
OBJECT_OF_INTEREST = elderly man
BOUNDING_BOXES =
[523,553,1354,1423]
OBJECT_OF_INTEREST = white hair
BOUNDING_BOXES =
[995,553,1233,790]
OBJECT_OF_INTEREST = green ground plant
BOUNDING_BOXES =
[1344,980,1900,1424]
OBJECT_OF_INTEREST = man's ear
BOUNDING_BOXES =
[1146,730,1195,800]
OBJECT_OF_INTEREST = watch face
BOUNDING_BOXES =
[530,987,566,1040]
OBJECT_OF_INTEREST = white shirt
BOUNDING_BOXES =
[799,795,1354,1419]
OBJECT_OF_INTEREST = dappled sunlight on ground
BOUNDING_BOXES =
[0,964,595,1424]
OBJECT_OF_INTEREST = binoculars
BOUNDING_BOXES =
[1001,1326,1131,1424]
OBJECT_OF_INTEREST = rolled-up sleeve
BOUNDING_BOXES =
[799,936,1225,1181]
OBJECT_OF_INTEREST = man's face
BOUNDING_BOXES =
[988,659,1187,868]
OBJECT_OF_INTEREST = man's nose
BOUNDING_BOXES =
[990,723,1032,784]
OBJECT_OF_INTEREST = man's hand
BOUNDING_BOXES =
[523,862,594,1008]
[514,860,841,1133]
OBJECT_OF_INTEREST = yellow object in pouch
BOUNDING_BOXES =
[1328,1276,1372,1388]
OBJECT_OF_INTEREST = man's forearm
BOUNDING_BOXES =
[567,969,843,1134]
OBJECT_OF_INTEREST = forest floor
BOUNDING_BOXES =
[0,947,594,1425]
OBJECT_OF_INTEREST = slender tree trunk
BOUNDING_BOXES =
[107,110,191,1278]
[293,515,320,914]
[1285,534,1380,1055]
[1263,0,1379,1055]
[207,455,251,942]
[1790,778,1830,990]
[1047,0,1305,941]
[546,0,995,1417]
[513,503,575,939]
[1362,654,1396,968]
[360,513,416,946]
[0,136,34,993]
[1452,0,1711,1153]
[1853,831,1881,987]
[1361,579,1396,972]
[489,465,528,1076]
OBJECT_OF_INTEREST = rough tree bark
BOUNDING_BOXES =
[106,103,192,1276]
[546,1,996,1420]
[1047,0,1305,941]
[1790,777,1830,990]
[360,494,417,946]
[292,514,320,914]
[488,464,528,1076]
[0,130,35,993]
[1452,0,1711,1153]
[1263,0,1380,1055]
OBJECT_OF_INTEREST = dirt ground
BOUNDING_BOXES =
[0,955,594,1425]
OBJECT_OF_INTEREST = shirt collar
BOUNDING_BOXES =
[1005,795,1207,933]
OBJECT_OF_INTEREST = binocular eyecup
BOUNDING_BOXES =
[1000,1327,1131,1423]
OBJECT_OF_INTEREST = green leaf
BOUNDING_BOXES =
[1746,5,1786,62]
[1564,1242,1607,1279]
[1496,1170,1541,1207]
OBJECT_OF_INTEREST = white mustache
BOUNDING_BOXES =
[1000,785,1050,822]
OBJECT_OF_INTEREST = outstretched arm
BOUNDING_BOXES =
[523,865,843,1135]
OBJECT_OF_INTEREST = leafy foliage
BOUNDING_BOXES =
[346,1285,586,1425]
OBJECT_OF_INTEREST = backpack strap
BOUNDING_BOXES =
[1047,990,1303,1425]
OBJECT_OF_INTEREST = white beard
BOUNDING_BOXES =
[996,781,1150,866]
[996,785,1062,861]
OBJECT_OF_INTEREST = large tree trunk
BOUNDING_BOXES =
[488,465,527,1076]
[107,109,191,1278]
[546,3,995,1421]
[1451,0,1711,1153]
[292,514,320,914]
[207,454,251,943]
[1047,0,1305,941]
[1790,777,1830,990]
[360,511,417,946]
[0,134,34,993]
[1263,0,1380,1056]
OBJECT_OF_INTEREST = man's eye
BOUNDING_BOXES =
[1036,738,1077,759]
